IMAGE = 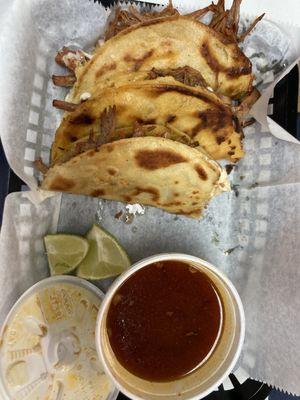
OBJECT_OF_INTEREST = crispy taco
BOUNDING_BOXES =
[38,0,265,217]
[41,136,230,218]
[51,77,244,163]
[66,16,253,102]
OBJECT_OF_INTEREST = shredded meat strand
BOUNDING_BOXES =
[55,47,87,71]
[210,10,227,30]
[242,117,256,127]
[34,158,49,175]
[185,4,216,19]
[104,0,263,44]
[52,75,76,87]
[98,106,117,145]
[104,1,178,41]
[233,88,260,120]
[132,121,145,137]
[148,66,207,88]
[238,13,265,42]
[225,0,242,39]
[53,99,79,112]
[128,5,144,21]
[54,141,97,166]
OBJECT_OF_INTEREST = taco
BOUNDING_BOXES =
[41,136,229,218]
[51,78,244,163]
[66,16,253,103]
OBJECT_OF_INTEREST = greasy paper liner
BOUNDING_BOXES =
[0,0,299,396]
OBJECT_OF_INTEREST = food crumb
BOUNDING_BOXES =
[223,245,242,255]
[80,92,91,101]
[125,214,134,224]
[232,184,240,197]
[225,164,236,175]
[115,210,123,220]
[126,203,145,216]
[248,182,258,189]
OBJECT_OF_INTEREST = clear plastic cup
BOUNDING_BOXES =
[96,253,245,400]
[0,275,118,400]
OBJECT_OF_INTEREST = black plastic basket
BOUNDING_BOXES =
[0,1,299,399]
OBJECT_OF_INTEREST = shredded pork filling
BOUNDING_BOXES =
[104,0,263,44]
[41,0,264,176]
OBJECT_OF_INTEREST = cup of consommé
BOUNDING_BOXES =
[96,253,245,400]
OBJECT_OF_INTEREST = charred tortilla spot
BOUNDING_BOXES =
[227,65,252,78]
[201,42,220,73]
[91,189,105,197]
[136,118,156,125]
[174,192,179,197]
[191,110,230,137]
[201,42,251,78]
[192,202,198,206]
[166,114,176,123]
[95,62,116,78]
[133,187,159,202]
[161,201,182,207]
[124,49,154,71]
[232,115,242,133]
[87,151,95,157]
[49,176,75,191]
[191,122,204,137]
[216,136,225,144]
[108,167,117,176]
[195,165,208,180]
[228,150,235,156]
[135,149,187,170]
[123,195,132,202]
[69,135,78,142]
[174,181,179,184]
[70,113,95,125]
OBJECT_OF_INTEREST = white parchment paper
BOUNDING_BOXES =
[0,0,300,395]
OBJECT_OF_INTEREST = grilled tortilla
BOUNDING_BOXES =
[68,16,252,102]
[51,78,244,163]
[42,137,230,218]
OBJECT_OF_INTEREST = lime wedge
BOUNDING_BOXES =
[44,234,89,275]
[76,224,130,280]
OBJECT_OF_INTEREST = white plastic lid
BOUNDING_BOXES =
[0,276,118,400]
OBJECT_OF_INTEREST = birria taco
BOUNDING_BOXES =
[51,77,244,163]
[37,0,263,217]
[41,136,229,218]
